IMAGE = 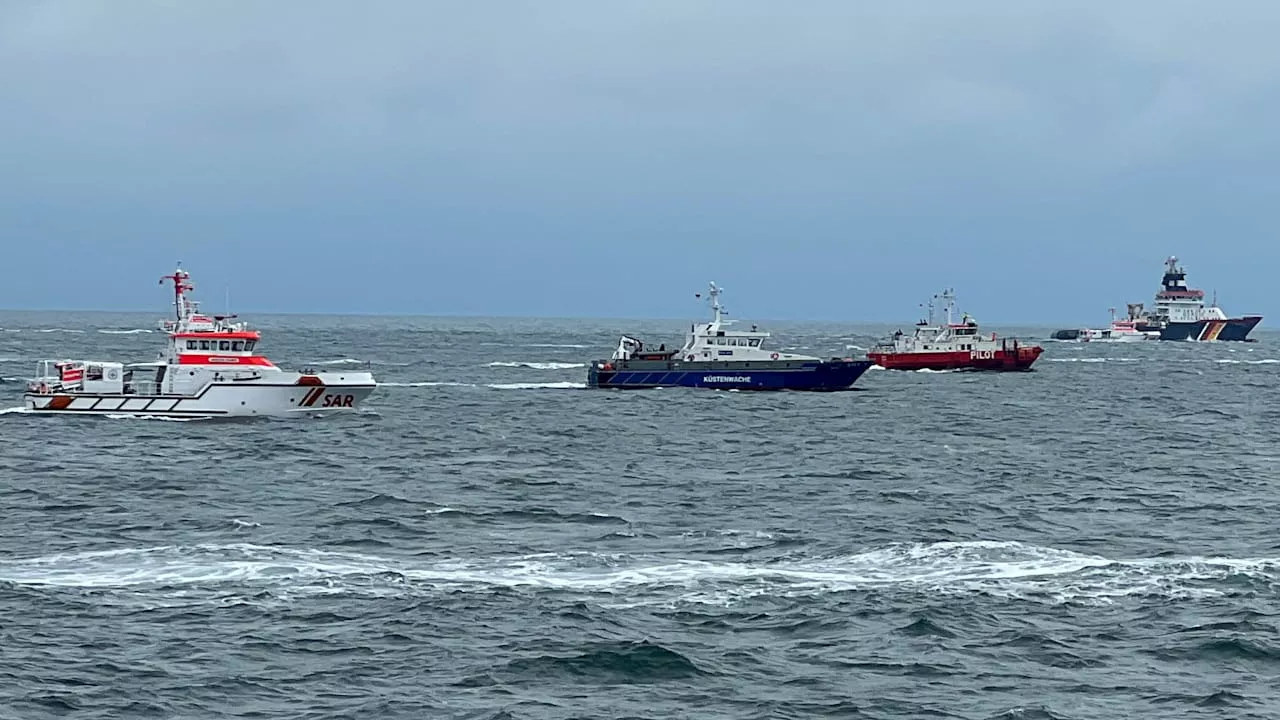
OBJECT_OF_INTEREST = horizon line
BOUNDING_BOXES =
[0,305,1249,332]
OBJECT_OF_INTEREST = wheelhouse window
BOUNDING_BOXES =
[186,340,197,350]
[748,339,761,347]
[244,341,256,352]
[232,341,245,351]
[219,341,231,351]
[199,340,211,350]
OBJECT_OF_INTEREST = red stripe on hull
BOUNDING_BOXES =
[177,355,276,366]
[868,347,1043,371]
[172,331,261,340]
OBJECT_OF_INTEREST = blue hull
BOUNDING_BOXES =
[588,359,875,391]
[1158,316,1262,341]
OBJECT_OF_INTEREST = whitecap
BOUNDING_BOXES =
[4,540,1270,608]
[486,361,586,370]
[486,381,587,390]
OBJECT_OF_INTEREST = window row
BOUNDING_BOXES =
[184,339,257,352]
[705,337,761,347]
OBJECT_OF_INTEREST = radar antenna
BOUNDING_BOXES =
[696,281,727,324]
[159,263,195,320]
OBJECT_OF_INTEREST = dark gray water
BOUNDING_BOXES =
[2,310,1278,719]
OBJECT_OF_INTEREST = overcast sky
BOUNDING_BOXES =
[2,2,1278,323]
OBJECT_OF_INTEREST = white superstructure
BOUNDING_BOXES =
[23,266,376,418]
[608,282,816,364]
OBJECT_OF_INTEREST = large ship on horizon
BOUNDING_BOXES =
[1131,257,1261,342]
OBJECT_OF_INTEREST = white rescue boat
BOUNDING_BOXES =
[22,266,377,418]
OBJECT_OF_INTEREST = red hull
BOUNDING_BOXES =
[868,346,1043,371]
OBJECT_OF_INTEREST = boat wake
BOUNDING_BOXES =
[1047,357,1134,363]
[486,361,586,370]
[2,540,1267,607]
[377,381,586,390]
[487,381,586,390]
[97,329,153,335]
[101,413,206,422]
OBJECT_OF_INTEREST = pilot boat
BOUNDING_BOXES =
[868,289,1043,371]
[587,282,874,390]
[22,266,377,418]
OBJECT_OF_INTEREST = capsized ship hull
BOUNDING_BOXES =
[588,358,873,390]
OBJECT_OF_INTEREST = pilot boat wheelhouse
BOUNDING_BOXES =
[587,282,873,390]
[868,289,1043,371]
[23,266,377,418]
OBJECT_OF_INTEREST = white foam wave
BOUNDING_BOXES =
[486,382,586,390]
[97,329,153,335]
[378,381,476,388]
[32,328,84,333]
[914,368,956,374]
[102,413,204,422]
[1216,358,1279,365]
[486,361,586,370]
[0,406,32,415]
[315,358,363,365]
[2,541,1269,607]
[528,343,589,348]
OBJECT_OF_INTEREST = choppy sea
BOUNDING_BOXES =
[1,310,1278,719]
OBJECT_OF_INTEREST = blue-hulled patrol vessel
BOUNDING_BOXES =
[587,282,874,391]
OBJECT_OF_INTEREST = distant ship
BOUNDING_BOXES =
[868,289,1044,371]
[586,282,874,391]
[1050,305,1160,342]
[1131,257,1261,341]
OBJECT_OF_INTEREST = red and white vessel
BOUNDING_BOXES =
[1051,305,1159,343]
[867,289,1043,371]
[22,266,377,418]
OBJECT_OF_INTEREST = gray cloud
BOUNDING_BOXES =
[2,2,1278,319]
